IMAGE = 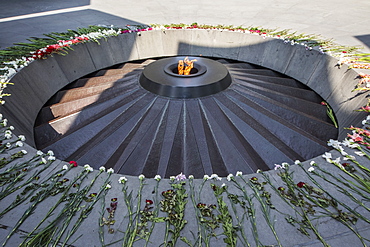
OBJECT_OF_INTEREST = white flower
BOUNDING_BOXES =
[342,139,359,148]
[107,168,114,174]
[15,141,23,147]
[294,160,301,165]
[236,171,243,176]
[5,142,11,148]
[48,156,55,161]
[4,133,12,139]
[343,155,356,161]
[105,184,112,189]
[329,138,341,148]
[221,183,226,188]
[308,167,315,172]
[337,146,348,156]
[62,165,69,170]
[256,169,262,173]
[118,176,127,184]
[154,175,161,181]
[18,135,26,141]
[322,152,332,162]
[354,151,365,157]
[47,150,54,156]
[333,157,341,164]
[227,174,234,181]
[139,174,145,180]
[310,161,316,166]
[176,172,186,181]
[274,164,282,170]
[41,157,47,164]
[282,162,289,168]
[170,176,176,181]
[203,174,210,180]
[9,126,14,130]
[21,150,27,155]
[99,166,106,172]
[84,164,93,172]
[210,174,221,180]
[188,175,194,180]
[36,150,43,156]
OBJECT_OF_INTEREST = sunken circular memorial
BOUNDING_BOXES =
[139,56,232,98]
[34,56,338,178]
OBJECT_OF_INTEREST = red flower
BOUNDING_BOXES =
[250,177,258,181]
[342,163,349,167]
[321,101,327,106]
[69,161,78,167]
[297,182,305,188]
[146,199,153,205]
[111,198,117,202]
[278,186,285,191]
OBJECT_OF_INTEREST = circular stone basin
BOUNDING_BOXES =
[139,56,232,98]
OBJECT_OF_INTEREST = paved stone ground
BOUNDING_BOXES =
[0,0,369,53]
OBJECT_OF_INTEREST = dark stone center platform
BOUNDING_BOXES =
[139,56,232,98]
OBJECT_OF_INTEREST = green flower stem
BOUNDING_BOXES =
[241,177,281,247]
[21,169,90,246]
[295,165,368,246]
[231,178,262,247]
[2,167,66,247]
[144,180,161,247]
[124,178,145,246]
[0,158,51,202]
[314,167,370,215]
[317,167,370,202]
[121,182,133,246]
[164,182,188,246]
[225,189,251,247]
[262,172,330,247]
[62,172,112,246]
[327,158,370,195]
[189,179,207,247]
[99,192,107,246]
[52,170,104,246]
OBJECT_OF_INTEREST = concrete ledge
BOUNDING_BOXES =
[3,29,366,147]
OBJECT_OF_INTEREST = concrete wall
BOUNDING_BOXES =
[2,29,367,146]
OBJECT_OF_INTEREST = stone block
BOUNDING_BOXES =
[114,32,140,62]
[85,36,128,70]
[161,29,193,56]
[306,54,345,100]
[237,34,271,66]
[189,29,217,57]
[284,45,322,84]
[212,30,244,60]
[52,42,97,82]
[135,30,165,59]
[260,38,297,74]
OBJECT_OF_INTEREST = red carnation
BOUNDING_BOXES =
[146,199,153,205]
[297,182,305,188]
[69,161,78,167]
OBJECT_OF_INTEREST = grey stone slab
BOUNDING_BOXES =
[115,32,140,62]
[306,54,346,100]
[237,34,272,66]
[52,42,97,82]
[135,30,165,59]
[189,29,218,57]
[212,31,244,60]
[284,44,323,84]
[260,38,297,74]
[85,37,123,71]
[160,29,193,56]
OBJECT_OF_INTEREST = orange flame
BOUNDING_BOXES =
[178,56,197,75]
